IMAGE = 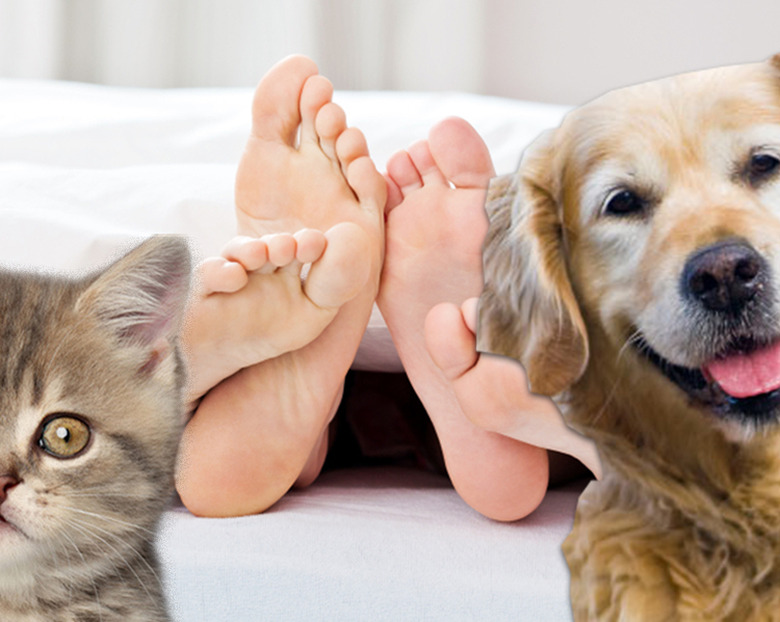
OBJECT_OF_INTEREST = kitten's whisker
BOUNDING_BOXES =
[65,514,164,591]
[59,528,103,622]
[58,505,155,535]
[48,482,140,496]
[63,492,138,498]
[45,481,111,495]
[64,518,158,606]
[48,537,77,606]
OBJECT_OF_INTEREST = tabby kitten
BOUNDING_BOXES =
[0,236,191,622]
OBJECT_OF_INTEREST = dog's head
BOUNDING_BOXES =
[479,55,780,437]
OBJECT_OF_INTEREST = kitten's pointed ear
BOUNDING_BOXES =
[477,131,589,396]
[77,236,191,351]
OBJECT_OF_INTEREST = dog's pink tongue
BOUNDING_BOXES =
[704,341,780,399]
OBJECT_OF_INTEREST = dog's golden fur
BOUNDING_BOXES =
[478,55,780,620]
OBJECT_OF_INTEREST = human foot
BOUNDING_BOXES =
[176,56,385,517]
[426,298,602,479]
[378,118,551,521]
[235,56,382,239]
[181,225,369,404]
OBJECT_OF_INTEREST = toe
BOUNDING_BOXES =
[251,55,319,146]
[304,222,371,309]
[300,75,334,145]
[346,156,386,213]
[425,301,479,382]
[314,102,347,161]
[407,140,448,187]
[385,149,422,199]
[196,257,248,296]
[460,296,479,333]
[294,229,327,264]
[428,117,495,189]
[335,127,370,170]
[264,233,297,267]
[222,236,269,272]
[384,173,404,212]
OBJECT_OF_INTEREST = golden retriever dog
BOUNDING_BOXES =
[478,55,780,620]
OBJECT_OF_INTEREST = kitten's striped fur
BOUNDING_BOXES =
[0,237,190,621]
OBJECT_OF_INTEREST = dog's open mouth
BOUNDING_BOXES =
[635,335,780,425]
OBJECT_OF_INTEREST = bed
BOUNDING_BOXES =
[0,78,583,621]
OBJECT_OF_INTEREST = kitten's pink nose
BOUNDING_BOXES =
[0,475,19,504]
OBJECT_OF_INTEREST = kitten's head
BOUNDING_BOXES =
[0,236,190,590]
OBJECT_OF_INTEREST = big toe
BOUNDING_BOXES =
[428,117,495,189]
[251,55,319,146]
[304,222,372,310]
[425,299,480,382]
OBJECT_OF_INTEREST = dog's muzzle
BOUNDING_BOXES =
[635,239,780,426]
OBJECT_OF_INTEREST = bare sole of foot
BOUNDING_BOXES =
[378,117,552,521]
[426,298,602,479]
[176,56,385,517]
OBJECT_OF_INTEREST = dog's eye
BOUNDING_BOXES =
[604,190,644,217]
[748,153,780,182]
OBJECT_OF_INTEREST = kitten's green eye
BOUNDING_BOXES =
[38,415,91,458]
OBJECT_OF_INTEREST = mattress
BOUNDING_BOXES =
[0,77,580,621]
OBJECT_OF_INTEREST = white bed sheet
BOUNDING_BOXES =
[161,468,582,622]
[0,78,578,621]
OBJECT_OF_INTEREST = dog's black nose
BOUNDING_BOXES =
[682,240,766,313]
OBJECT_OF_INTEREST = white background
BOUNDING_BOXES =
[0,0,778,105]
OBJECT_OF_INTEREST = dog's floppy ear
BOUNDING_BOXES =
[769,53,780,73]
[477,130,588,396]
